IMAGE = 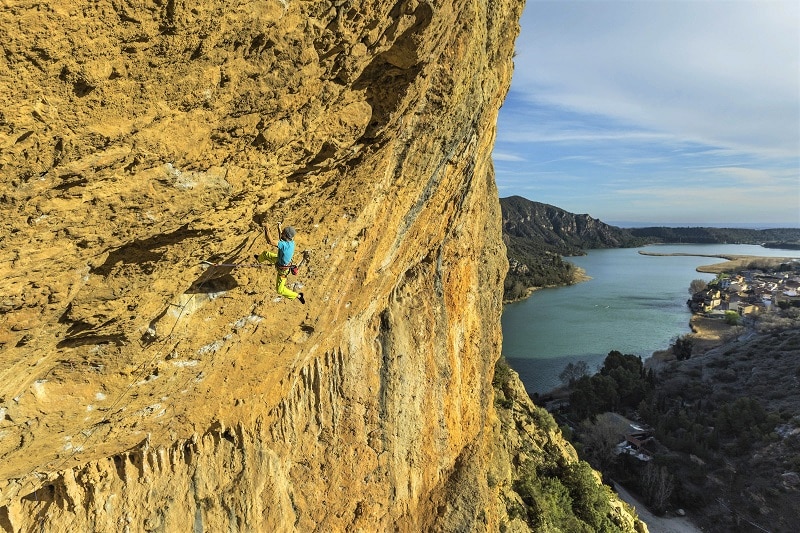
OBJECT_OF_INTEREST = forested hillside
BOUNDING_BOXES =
[551,320,800,532]
[500,196,648,300]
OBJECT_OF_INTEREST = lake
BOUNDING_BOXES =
[501,244,800,395]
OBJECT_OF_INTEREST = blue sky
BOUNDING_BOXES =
[493,0,800,227]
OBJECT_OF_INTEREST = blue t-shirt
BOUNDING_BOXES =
[277,239,295,266]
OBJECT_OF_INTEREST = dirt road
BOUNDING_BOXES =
[614,482,704,533]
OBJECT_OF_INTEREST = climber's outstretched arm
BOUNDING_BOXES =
[263,224,277,246]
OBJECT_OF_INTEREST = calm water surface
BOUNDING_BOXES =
[502,244,800,395]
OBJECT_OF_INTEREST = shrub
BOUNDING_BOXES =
[689,279,708,294]
[531,406,559,433]
[724,311,740,325]
[493,356,513,389]
[706,358,730,369]
[673,336,693,360]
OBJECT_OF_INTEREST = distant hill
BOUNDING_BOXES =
[499,195,800,301]
[628,226,800,247]
[501,196,646,253]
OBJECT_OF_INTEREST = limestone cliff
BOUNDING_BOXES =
[0,1,641,531]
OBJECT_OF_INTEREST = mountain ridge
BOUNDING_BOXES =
[501,195,646,254]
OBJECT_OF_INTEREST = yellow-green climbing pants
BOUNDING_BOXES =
[257,251,299,300]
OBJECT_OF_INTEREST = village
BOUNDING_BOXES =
[687,261,800,316]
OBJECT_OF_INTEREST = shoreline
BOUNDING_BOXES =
[502,266,592,305]
[646,314,741,370]
[507,250,799,306]
[506,251,795,375]
[509,250,798,531]
[637,250,798,274]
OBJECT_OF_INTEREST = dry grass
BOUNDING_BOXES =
[695,255,796,274]
[688,316,741,350]
[647,316,739,369]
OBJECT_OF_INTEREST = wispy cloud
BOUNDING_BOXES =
[494,0,800,226]
[493,152,526,162]
[510,0,800,158]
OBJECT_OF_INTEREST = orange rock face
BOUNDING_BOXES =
[0,0,519,530]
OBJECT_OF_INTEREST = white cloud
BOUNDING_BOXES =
[512,0,800,159]
[494,0,800,225]
[501,128,672,144]
[699,166,775,186]
[492,152,526,162]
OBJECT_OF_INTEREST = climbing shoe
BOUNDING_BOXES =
[298,293,305,304]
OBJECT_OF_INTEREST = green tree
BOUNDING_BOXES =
[600,351,650,408]
[520,476,591,532]
[641,463,674,515]
[570,376,600,419]
[672,336,693,360]
[689,279,708,294]
[600,350,642,376]
[514,458,623,532]
[560,360,590,386]
[593,374,621,413]
[561,461,618,531]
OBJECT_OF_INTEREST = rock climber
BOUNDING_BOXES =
[255,222,305,304]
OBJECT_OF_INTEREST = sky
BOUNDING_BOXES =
[493,0,800,227]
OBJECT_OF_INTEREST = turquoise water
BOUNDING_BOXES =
[502,244,800,395]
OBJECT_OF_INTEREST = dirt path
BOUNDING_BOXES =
[613,482,704,533]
